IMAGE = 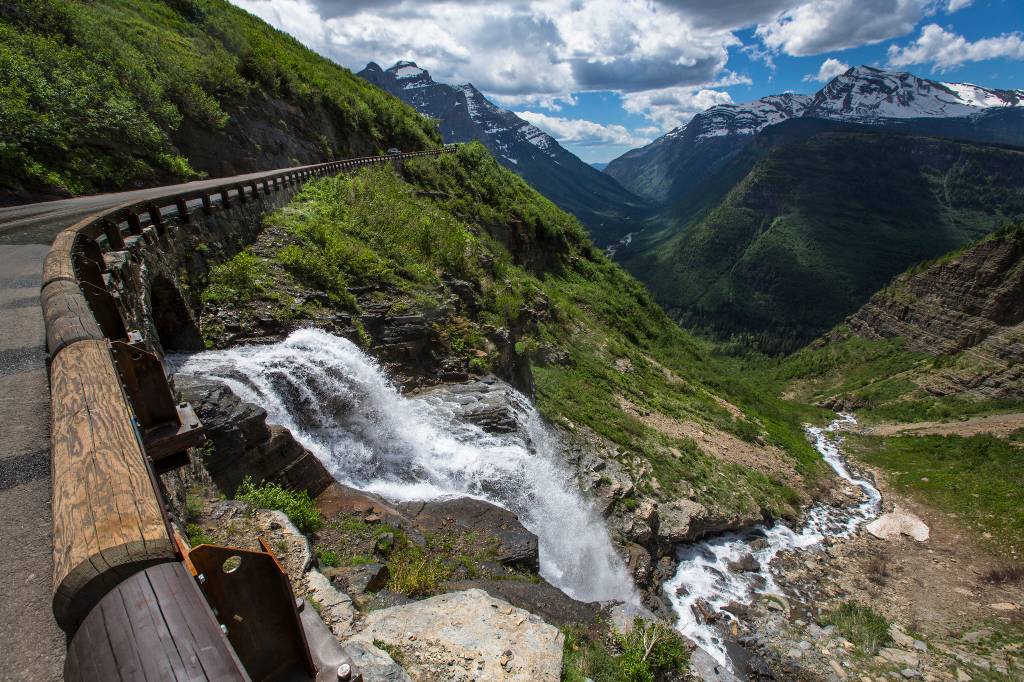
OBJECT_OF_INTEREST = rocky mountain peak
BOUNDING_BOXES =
[805,64,1024,120]
[665,91,812,143]
[381,60,435,88]
[356,59,643,242]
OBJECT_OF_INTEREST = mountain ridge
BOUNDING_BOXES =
[606,65,1024,203]
[358,61,646,244]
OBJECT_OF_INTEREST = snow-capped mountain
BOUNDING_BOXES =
[804,65,1024,120]
[359,61,643,242]
[666,93,813,142]
[606,65,1024,202]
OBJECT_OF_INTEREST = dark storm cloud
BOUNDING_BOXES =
[570,54,725,92]
[654,0,794,29]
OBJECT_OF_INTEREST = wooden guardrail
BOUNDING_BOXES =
[41,145,457,639]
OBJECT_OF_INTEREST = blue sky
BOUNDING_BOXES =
[234,0,1024,162]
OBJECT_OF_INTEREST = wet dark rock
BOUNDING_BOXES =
[414,376,523,434]
[728,554,761,573]
[443,578,601,628]
[175,375,333,496]
[721,601,749,619]
[396,497,539,571]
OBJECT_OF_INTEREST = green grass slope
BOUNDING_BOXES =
[203,143,829,524]
[621,130,1024,354]
[765,222,1024,423]
[0,0,439,202]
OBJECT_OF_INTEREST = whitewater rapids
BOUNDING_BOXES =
[664,414,882,671]
[172,328,635,604]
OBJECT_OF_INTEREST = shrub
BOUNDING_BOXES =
[186,522,212,547]
[235,477,322,533]
[616,619,690,682]
[386,541,451,597]
[315,545,340,568]
[201,250,270,305]
[823,602,891,654]
[562,620,689,682]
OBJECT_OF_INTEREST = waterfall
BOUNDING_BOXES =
[172,328,635,604]
[664,414,882,671]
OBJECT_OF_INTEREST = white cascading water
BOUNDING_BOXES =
[664,414,882,671]
[172,328,635,604]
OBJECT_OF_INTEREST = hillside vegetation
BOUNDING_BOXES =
[201,143,829,527]
[620,127,1024,354]
[0,0,439,202]
[772,221,1024,422]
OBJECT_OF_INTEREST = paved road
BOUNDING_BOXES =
[0,244,64,681]
[0,166,312,246]
[0,164,321,680]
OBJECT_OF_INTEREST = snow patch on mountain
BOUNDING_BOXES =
[393,62,425,79]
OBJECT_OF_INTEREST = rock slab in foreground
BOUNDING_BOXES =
[348,588,563,681]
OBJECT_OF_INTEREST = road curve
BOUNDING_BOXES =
[0,165,331,246]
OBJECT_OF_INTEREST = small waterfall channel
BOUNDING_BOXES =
[665,414,882,672]
[172,328,635,604]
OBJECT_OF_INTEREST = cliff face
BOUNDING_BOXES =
[845,227,1024,398]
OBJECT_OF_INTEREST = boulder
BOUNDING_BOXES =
[690,647,743,682]
[657,498,710,543]
[347,589,563,681]
[442,578,601,628]
[342,641,411,682]
[303,570,356,641]
[175,375,333,496]
[866,506,930,542]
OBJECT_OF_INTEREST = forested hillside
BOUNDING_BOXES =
[620,124,1024,353]
[0,0,440,203]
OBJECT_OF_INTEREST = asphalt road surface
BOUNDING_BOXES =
[0,165,315,680]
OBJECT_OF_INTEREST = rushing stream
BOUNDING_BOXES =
[665,414,882,671]
[172,329,635,604]
[174,329,881,673]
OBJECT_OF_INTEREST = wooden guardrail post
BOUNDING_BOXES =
[50,338,177,631]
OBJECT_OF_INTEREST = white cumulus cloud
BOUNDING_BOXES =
[755,0,932,56]
[887,23,1024,71]
[802,57,851,82]
[515,111,654,148]
[946,0,973,12]
[621,87,735,130]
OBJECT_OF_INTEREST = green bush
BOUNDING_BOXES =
[186,522,212,547]
[314,545,340,568]
[200,250,270,305]
[822,602,890,654]
[235,477,321,533]
[386,541,451,597]
[563,620,689,682]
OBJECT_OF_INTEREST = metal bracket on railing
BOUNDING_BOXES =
[187,539,360,681]
[110,337,204,472]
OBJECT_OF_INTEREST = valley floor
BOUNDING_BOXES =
[735,416,1024,682]
[862,412,1024,439]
